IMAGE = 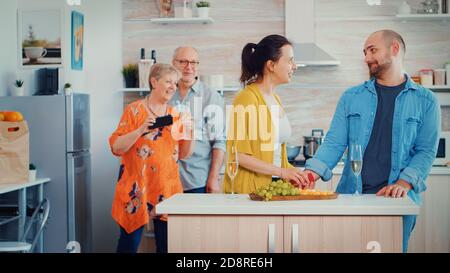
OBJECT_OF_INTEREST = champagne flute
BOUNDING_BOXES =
[227,144,238,198]
[350,144,363,196]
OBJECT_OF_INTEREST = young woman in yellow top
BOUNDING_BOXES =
[110,63,194,253]
[224,34,309,194]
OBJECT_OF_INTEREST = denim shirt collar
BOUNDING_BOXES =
[364,73,419,95]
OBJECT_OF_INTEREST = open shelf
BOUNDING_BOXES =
[424,85,450,91]
[119,88,149,92]
[395,14,450,20]
[317,14,450,22]
[218,86,240,92]
[119,87,240,92]
[317,16,396,22]
[149,17,214,25]
[119,86,240,96]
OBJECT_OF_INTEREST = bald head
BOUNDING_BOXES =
[172,46,199,60]
[370,29,406,55]
[364,30,406,79]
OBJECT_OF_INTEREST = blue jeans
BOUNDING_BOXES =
[116,220,167,253]
[153,219,168,253]
[403,215,417,253]
[116,225,144,253]
[184,186,207,193]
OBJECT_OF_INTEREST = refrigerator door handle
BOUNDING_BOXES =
[66,95,74,152]
[67,154,76,243]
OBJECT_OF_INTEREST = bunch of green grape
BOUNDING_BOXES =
[255,179,300,201]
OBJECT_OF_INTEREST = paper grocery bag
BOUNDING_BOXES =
[0,121,29,184]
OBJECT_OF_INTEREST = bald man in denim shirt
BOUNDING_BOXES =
[304,30,441,252]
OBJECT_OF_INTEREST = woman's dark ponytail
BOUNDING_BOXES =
[239,35,292,85]
[240,43,257,85]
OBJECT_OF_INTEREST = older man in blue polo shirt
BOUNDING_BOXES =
[170,46,226,193]
[304,30,441,252]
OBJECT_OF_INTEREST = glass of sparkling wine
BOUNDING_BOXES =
[227,144,238,198]
[350,144,363,196]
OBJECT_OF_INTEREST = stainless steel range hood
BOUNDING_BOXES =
[286,0,340,67]
[292,43,341,67]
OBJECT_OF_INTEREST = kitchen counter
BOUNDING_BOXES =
[159,193,409,253]
[156,193,419,216]
[0,178,50,194]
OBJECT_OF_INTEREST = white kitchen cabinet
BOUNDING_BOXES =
[168,214,403,253]
[283,215,402,253]
[168,215,284,253]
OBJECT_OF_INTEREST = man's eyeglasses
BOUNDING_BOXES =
[175,59,200,67]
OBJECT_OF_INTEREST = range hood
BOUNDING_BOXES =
[285,0,340,67]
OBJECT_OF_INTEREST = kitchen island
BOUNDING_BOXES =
[156,193,420,253]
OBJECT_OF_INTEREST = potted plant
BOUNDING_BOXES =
[122,64,138,88]
[196,0,210,18]
[29,163,37,181]
[12,79,25,96]
[64,83,73,95]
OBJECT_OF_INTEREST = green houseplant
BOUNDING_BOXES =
[64,83,73,95]
[15,80,24,88]
[122,64,138,88]
[29,163,37,181]
[196,1,210,8]
[12,79,25,96]
[196,1,210,18]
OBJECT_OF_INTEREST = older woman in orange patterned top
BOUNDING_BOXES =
[109,63,194,253]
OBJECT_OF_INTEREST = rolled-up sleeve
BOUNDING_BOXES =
[399,167,427,193]
[399,94,440,194]
[109,105,136,156]
[212,139,226,152]
[305,157,334,181]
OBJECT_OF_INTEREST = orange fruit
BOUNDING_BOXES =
[0,112,4,121]
[3,111,24,122]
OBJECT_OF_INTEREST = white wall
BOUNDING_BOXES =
[83,0,122,253]
[0,0,122,252]
[0,1,18,96]
[0,0,87,96]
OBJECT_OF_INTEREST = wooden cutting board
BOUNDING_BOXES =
[249,193,339,201]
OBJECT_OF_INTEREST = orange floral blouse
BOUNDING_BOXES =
[109,100,183,234]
